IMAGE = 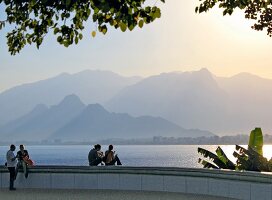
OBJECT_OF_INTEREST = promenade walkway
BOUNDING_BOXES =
[0,189,236,200]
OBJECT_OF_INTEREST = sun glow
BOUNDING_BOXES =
[263,145,272,160]
[221,145,272,163]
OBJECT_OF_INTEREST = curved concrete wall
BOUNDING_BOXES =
[1,166,272,200]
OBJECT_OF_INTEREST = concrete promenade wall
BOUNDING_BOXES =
[1,166,272,200]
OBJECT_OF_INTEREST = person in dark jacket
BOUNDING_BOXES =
[88,144,103,166]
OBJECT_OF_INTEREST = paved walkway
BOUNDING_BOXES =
[0,189,237,200]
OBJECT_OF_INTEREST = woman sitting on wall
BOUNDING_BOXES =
[16,144,34,178]
[104,145,122,166]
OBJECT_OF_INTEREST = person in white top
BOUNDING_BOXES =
[6,144,17,190]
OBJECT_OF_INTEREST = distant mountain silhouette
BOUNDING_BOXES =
[2,68,272,136]
[0,95,214,142]
[106,68,228,133]
[1,94,86,141]
[106,69,272,135]
[51,103,214,141]
[215,72,272,134]
[0,70,141,125]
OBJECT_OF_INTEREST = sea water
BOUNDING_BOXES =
[1,145,272,167]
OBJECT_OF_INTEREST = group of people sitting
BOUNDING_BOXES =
[5,143,122,191]
[88,144,122,166]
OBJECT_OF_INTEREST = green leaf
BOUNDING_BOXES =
[138,20,144,28]
[198,147,228,168]
[215,147,235,169]
[154,9,161,18]
[78,33,83,40]
[248,128,263,155]
[101,26,107,34]
[128,24,135,31]
[195,7,199,13]
[54,28,59,34]
[198,158,219,169]
[57,36,62,43]
[119,22,127,32]
[91,31,96,37]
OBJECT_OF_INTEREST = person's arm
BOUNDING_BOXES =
[96,151,102,159]
[24,150,29,158]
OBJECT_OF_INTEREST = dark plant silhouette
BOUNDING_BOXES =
[198,128,272,172]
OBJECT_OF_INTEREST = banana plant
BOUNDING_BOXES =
[198,146,235,170]
[198,128,272,172]
[248,128,263,155]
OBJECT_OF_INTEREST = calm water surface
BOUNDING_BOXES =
[1,145,272,167]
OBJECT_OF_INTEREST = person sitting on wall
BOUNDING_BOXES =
[88,144,104,166]
[16,144,32,178]
[104,145,122,166]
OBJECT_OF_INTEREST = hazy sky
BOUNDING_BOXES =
[1,0,272,92]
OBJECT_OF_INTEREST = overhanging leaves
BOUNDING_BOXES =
[0,0,165,55]
[196,0,272,37]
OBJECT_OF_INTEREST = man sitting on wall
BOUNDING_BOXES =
[88,144,103,166]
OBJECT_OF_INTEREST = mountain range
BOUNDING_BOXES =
[1,68,272,137]
[0,70,140,125]
[0,95,214,142]
[106,69,272,135]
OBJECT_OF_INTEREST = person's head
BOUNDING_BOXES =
[19,144,24,151]
[108,145,113,151]
[95,144,101,151]
[10,144,16,151]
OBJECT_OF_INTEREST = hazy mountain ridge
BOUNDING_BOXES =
[1,94,86,141]
[51,103,214,141]
[107,69,272,135]
[215,73,272,134]
[106,69,228,133]
[1,68,272,136]
[0,95,214,142]
[0,70,141,125]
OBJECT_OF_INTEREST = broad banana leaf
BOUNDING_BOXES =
[216,147,235,169]
[233,151,252,170]
[248,128,263,155]
[235,145,252,156]
[248,146,270,171]
[198,147,228,168]
[234,145,270,171]
[198,158,219,169]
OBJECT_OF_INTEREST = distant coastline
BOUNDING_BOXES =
[2,134,272,146]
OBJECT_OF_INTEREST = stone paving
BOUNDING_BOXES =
[0,189,237,200]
